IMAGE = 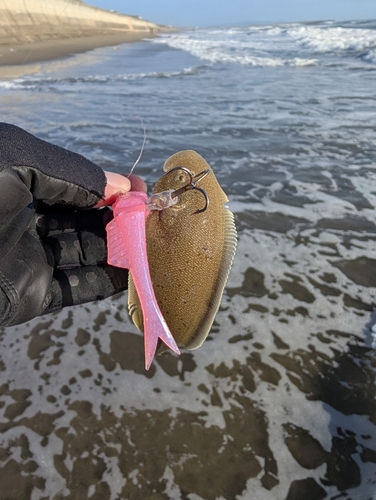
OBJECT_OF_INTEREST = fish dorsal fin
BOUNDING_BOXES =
[185,206,237,349]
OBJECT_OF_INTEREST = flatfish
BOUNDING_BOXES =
[129,150,237,350]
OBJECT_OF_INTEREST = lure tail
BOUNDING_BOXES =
[106,192,180,370]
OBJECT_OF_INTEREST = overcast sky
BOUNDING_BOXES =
[87,0,375,27]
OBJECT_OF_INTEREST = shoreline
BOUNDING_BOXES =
[0,0,174,79]
[0,31,158,67]
[0,32,161,80]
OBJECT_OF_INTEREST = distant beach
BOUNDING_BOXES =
[0,0,169,76]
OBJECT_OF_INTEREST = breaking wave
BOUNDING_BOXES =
[154,21,376,67]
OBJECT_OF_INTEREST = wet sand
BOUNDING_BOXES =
[0,32,158,66]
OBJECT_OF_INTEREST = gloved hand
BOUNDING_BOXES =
[0,122,145,327]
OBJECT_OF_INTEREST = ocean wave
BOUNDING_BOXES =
[286,25,376,61]
[0,66,207,89]
[0,80,37,90]
[153,35,317,67]
[362,48,376,64]
[154,23,376,68]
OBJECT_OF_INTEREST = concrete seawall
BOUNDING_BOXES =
[0,0,162,46]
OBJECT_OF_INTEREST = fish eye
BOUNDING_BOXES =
[163,166,193,186]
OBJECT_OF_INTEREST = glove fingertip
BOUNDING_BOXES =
[95,172,132,207]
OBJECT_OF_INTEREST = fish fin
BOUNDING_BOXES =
[186,208,238,350]
[128,274,144,332]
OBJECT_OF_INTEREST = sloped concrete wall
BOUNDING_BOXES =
[0,0,161,45]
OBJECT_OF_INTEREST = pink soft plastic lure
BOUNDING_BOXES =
[106,191,180,370]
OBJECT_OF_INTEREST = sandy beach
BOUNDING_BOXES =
[0,0,168,76]
[1,19,376,500]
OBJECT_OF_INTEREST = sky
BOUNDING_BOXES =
[86,0,375,27]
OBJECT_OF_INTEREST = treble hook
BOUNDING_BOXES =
[166,166,211,214]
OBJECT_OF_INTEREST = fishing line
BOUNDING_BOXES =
[123,116,146,178]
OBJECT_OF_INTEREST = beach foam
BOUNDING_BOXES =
[155,23,376,68]
[153,32,319,67]
[287,25,376,55]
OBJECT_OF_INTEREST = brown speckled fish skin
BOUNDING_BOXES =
[128,150,237,350]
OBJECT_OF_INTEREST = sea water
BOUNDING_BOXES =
[0,20,376,500]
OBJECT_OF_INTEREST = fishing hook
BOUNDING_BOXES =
[167,166,211,214]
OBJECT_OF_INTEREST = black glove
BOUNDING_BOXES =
[0,122,129,327]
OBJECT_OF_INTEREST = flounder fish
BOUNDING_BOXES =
[128,150,237,351]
